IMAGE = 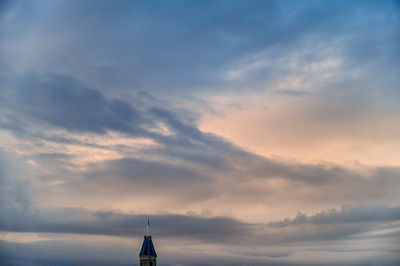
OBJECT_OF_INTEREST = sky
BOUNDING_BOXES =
[1,0,400,265]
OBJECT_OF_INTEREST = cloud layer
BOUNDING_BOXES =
[1,0,400,265]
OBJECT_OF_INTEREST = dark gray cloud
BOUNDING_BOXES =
[1,201,399,245]
[0,72,236,150]
[0,73,144,135]
[268,204,400,227]
[0,71,250,181]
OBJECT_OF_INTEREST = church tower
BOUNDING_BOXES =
[139,218,157,266]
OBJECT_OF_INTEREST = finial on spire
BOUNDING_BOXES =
[146,217,150,236]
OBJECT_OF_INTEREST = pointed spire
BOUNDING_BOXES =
[140,217,157,260]
[146,217,150,236]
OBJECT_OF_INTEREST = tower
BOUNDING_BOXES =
[139,218,157,266]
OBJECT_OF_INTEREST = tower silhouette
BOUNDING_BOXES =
[139,218,157,266]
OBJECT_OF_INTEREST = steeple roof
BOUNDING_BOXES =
[139,235,157,258]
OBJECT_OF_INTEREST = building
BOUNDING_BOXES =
[139,219,157,266]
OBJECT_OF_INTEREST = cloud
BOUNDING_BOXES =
[1,71,400,222]
[268,204,400,227]
[1,1,400,265]
[1,201,399,246]
[1,73,143,135]
[2,0,398,94]
[0,240,135,266]
[0,72,234,149]
[3,237,398,266]
[0,151,32,216]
